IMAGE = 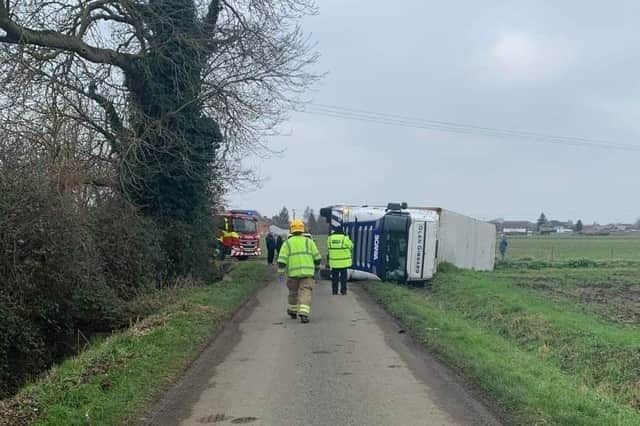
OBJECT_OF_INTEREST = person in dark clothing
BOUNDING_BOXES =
[266,232,276,265]
[276,235,284,254]
[327,227,353,295]
[499,234,508,260]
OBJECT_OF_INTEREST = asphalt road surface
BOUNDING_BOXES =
[144,278,501,426]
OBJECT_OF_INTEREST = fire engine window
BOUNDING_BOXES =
[232,218,257,233]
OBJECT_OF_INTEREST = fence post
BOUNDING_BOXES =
[551,247,555,261]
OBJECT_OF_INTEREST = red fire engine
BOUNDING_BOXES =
[215,210,261,260]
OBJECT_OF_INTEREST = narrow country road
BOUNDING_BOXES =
[144,276,501,426]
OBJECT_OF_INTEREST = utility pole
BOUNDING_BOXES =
[292,209,296,219]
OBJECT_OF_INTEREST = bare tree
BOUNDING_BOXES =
[0,0,318,206]
[0,0,319,273]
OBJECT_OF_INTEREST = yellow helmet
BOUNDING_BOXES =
[290,219,305,234]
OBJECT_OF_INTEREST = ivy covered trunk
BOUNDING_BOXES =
[123,0,221,279]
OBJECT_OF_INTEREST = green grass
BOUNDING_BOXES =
[502,235,640,261]
[0,262,269,426]
[365,266,640,425]
[497,264,640,325]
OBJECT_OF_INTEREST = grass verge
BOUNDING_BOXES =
[364,268,640,425]
[0,261,269,426]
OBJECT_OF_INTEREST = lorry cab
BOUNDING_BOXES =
[320,203,438,282]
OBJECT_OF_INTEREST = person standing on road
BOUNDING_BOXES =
[275,234,284,255]
[277,220,321,323]
[499,234,508,260]
[266,232,276,265]
[327,227,353,295]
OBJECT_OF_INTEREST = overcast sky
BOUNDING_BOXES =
[230,0,640,224]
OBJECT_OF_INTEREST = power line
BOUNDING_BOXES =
[305,103,640,150]
[295,103,640,152]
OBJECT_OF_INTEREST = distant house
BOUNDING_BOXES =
[504,221,534,235]
[582,224,610,235]
[269,225,289,236]
[555,227,573,234]
[539,225,556,235]
[491,219,534,235]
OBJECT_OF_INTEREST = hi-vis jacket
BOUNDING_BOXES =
[277,235,321,277]
[327,233,353,269]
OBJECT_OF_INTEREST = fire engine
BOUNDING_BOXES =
[215,210,261,260]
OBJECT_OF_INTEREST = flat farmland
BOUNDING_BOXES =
[501,234,640,261]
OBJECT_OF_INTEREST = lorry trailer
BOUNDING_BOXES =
[319,203,495,282]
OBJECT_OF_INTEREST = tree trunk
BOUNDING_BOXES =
[121,0,222,277]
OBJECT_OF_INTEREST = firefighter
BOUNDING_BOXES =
[327,226,353,295]
[277,219,321,323]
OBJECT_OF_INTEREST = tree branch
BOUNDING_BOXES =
[85,83,130,153]
[82,176,115,188]
[202,0,221,36]
[0,4,138,70]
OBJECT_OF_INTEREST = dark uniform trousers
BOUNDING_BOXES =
[331,268,348,295]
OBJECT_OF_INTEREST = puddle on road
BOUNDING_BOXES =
[231,417,259,424]
[198,413,230,423]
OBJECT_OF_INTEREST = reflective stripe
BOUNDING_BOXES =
[287,266,315,276]
[287,304,298,312]
[298,304,311,315]
[287,251,312,256]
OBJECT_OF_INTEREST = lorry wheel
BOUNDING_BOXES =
[237,255,249,261]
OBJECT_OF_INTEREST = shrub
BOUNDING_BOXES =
[0,168,167,398]
[89,198,164,300]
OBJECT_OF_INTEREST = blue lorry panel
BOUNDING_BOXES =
[336,219,383,276]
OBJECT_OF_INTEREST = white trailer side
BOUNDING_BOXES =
[431,208,496,271]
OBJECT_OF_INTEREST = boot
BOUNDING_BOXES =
[299,315,309,324]
[287,310,297,319]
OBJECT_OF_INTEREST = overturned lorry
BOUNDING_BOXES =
[319,203,496,282]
